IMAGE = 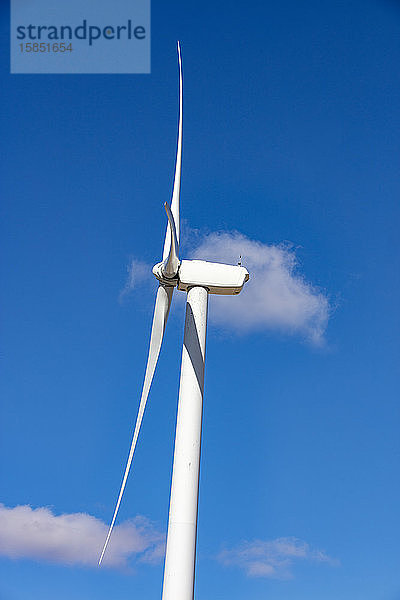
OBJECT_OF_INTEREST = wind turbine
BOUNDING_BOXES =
[99,42,249,600]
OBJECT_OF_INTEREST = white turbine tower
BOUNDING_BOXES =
[99,43,249,600]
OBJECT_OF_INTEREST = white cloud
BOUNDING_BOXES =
[190,231,330,344]
[119,258,151,301]
[0,504,164,570]
[218,536,337,579]
[120,231,330,344]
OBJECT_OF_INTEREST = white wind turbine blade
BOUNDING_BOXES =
[98,284,173,566]
[161,202,180,278]
[163,41,182,261]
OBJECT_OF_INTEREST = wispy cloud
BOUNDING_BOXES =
[190,231,330,344]
[119,258,151,302]
[218,536,337,579]
[0,504,164,570]
[0,504,337,580]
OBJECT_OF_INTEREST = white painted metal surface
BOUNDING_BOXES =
[178,259,249,295]
[162,286,208,600]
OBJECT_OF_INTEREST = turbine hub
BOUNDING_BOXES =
[152,262,179,286]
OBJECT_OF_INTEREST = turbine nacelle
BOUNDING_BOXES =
[178,260,249,295]
[153,258,249,295]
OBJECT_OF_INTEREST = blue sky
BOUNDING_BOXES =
[1,1,399,599]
